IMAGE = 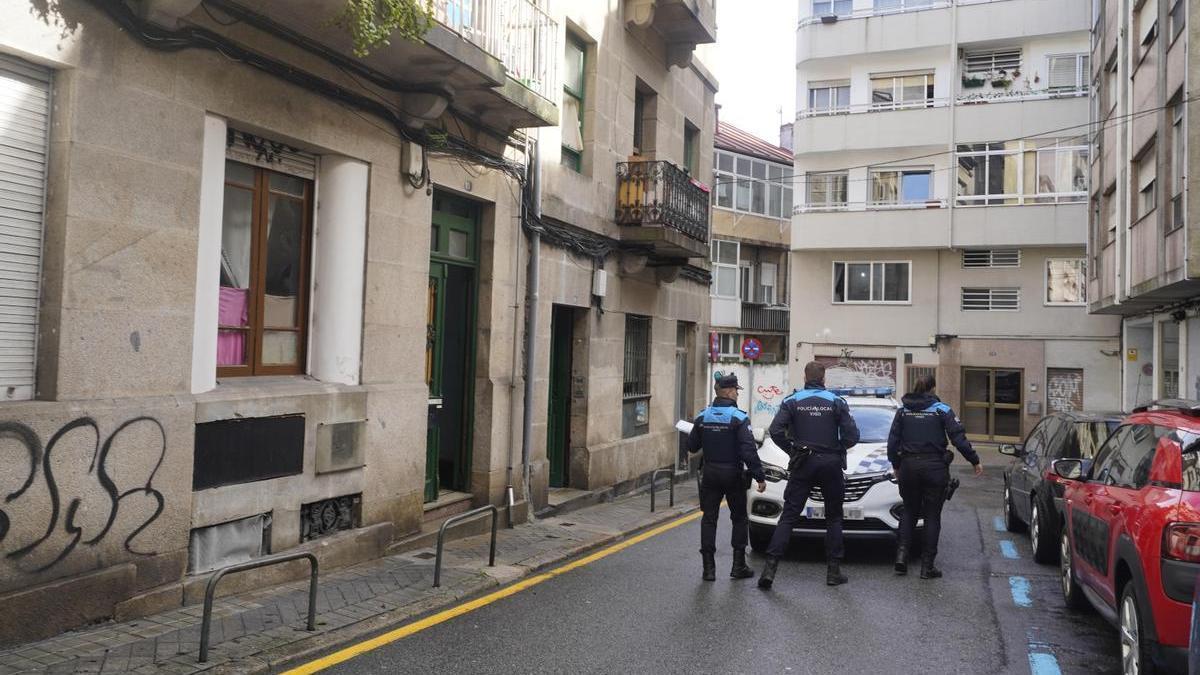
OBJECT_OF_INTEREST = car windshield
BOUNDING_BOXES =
[849,406,897,443]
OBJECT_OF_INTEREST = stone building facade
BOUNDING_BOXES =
[0,0,715,643]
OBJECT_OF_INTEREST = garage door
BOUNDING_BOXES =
[0,54,50,401]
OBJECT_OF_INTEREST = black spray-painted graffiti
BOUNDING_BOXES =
[0,417,166,573]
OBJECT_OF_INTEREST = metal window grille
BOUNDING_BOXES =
[961,288,1021,311]
[962,249,1021,268]
[964,49,1021,74]
[623,315,651,399]
[906,366,936,393]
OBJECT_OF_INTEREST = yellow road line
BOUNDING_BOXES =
[282,510,703,674]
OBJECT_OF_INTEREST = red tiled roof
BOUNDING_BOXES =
[714,121,793,165]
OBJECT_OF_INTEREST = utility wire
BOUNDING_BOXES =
[711,94,1193,188]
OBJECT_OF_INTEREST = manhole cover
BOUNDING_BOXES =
[413,552,436,560]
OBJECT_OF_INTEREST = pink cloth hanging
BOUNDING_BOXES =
[217,286,249,366]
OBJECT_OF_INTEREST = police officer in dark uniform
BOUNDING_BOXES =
[687,373,766,581]
[887,374,983,579]
[759,361,860,589]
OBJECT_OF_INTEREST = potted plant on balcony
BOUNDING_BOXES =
[961,73,987,88]
[990,69,1013,88]
[333,0,435,57]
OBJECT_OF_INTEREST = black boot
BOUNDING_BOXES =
[826,561,848,586]
[919,560,942,579]
[730,549,755,579]
[894,543,908,576]
[757,556,779,589]
[702,553,716,581]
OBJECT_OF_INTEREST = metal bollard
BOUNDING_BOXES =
[650,467,675,512]
[433,504,499,588]
[199,552,318,663]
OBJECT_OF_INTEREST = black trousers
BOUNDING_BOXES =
[699,464,749,554]
[898,455,950,563]
[766,453,844,561]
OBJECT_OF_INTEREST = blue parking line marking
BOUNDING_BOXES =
[1028,651,1062,675]
[1008,576,1032,607]
[999,540,1019,559]
[993,516,1005,532]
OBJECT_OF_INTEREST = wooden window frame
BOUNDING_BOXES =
[217,163,313,378]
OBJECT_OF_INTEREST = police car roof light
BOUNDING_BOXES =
[827,386,895,398]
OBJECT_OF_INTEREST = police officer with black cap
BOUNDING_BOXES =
[687,372,766,581]
[887,374,982,579]
[759,361,860,589]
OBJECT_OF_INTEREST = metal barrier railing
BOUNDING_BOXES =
[650,467,675,512]
[199,551,318,663]
[434,504,498,588]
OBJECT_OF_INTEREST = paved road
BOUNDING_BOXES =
[322,460,1119,674]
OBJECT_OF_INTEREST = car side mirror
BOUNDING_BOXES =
[1053,458,1084,481]
[752,428,766,445]
[999,444,1023,457]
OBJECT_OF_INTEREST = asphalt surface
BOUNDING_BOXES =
[322,457,1120,674]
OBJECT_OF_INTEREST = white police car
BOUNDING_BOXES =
[744,389,912,551]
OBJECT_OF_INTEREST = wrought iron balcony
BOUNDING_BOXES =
[616,161,710,255]
[741,304,789,333]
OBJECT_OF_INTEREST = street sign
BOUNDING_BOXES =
[741,337,762,361]
[709,331,719,363]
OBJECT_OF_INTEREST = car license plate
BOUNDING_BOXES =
[805,506,865,520]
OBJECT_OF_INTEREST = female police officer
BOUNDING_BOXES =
[886,374,982,579]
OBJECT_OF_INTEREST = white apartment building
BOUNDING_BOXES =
[791,0,1122,443]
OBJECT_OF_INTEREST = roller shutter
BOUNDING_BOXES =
[0,54,50,401]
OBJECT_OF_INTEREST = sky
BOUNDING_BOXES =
[710,0,797,147]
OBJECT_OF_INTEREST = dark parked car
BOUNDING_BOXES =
[1001,411,1121,563]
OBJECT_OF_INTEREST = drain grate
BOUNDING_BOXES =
[413,551,436,560]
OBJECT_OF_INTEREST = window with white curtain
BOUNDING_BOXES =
[870,72,935,109]
[808,83,850,114]
[806,172,848,209]
[1046,259,1086,305]
[759,262,778,305]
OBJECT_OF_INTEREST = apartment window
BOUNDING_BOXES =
[219,161,313,376]
[1135,142,1157,220]
[870,168,932,205]
[622,315,651,438]
[739,263,754,303]
[713,150,792,218]
[956,139,1088,205]
[1138,4,1158,53]
[717,332,741,358]
[870,72,934,109]
[808,82,850,114]
[683,121,699,176]
[833,261,911,304]
[710,239,739,298]
[961,288,1020,311]
[1046,259,1086,305]
[962,249,1021,268]
[561,33,586,171]
[1047,54,1089,91]
[1170,0,1186,43]
[632,84,657,156]
[759,262,778,305]
[875,0,937,10]
[813,0,852,16]
[1103,183,1118,242]
[1105,52,1119,114]
[1170,98,1186,231]
[964,49,1022,75]
[806,172,848,210]
[0,55,50,401]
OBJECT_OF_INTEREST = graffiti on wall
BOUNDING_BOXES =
[815,354,897,390]
[1047,369,1084,414]
[0,417,166,573]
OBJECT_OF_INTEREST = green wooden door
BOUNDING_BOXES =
[547,307,573,488]
[426,193,479,502]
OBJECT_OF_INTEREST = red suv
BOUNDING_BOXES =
[1056,401,1200,674]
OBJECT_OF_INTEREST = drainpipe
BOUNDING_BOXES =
[506,135,531,528]
[520,132,542,518]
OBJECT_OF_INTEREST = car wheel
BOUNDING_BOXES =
[749,523,772,553]
[1003,482,1025,533]
[1119,583,1156,675]
[1031,497,1058,564]
[1060,528,1087,610]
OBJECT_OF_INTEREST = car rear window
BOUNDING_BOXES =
[1178,432,1200,491]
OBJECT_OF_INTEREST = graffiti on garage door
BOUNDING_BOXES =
[1047,368,1084,414]
[815,354,896,390]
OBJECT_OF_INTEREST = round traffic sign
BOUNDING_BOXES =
[741,338,762,361]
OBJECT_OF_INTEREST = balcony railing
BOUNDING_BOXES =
[957,85,1089,104]
[434,0,561,102]
[616,161,710,243]
[742,305,789,333]
[800,0,1022,26]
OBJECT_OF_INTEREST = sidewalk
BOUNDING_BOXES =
[0,481,700,675]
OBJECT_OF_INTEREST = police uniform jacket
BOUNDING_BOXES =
[886,393,980,467]
[687,397,765,481]
[768,384,860,454]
